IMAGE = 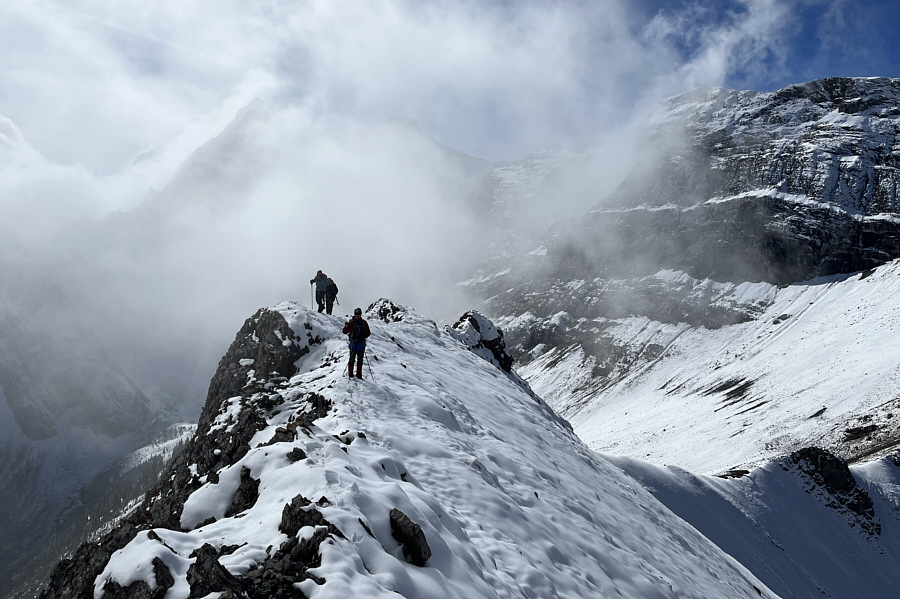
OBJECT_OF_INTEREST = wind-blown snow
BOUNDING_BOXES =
[95,302,774,598]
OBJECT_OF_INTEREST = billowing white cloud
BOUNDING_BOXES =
[0,0,856,408]
[1,0,808,175]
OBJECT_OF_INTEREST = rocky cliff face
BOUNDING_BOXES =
[469,77,900,467]
[481,78,900,289]
[651,78,900,216]
[577,77,900,284]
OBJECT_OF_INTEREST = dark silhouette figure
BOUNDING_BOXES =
[310,270,327,312]
[342,308,370,378]
[325,277,339,315]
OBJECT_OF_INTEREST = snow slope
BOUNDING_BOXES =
[92,301,775,598]
[521,259,900,475]
[609,452,900,599]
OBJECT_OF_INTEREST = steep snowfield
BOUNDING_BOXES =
[608,453,900,599]
[95,302,775,598]
[523,260,900,474]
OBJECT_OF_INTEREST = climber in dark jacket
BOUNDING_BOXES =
[310,270,328,312]
[325,277,339,315]
[342,308,371,378]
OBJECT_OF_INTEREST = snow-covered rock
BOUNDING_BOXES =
[447,310,514,372]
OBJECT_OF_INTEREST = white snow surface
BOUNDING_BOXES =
[96,302,775,598]
[123,424,196,472]
[608,453,900,599]
[523,260,900,474]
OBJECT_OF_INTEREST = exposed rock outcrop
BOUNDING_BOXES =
[780,447,880,537]
[367,298,413,323]
[38,308,330,599]
[389,508,431,567]
[448,311,514,372]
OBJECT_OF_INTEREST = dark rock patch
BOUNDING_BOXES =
[286,448,307,463]
[389,508,431,566]
[240,534,323,598]
[716,469,750,479]
[734,399,769,416]
[704,378,754,400]
[367,298,411,323]
[844,425,879,441]
[186,544,244,598]
[238,495,345,598]
[225,467,260,518]
[782,447,880,537]
[264,427,296,446]
[280,495,332,539]
[808,407,827,419]
[291,393,333,430]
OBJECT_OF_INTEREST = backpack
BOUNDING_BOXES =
[350,320,367,350]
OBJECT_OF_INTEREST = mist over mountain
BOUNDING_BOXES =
[6,75,900,597]
[0,102,499,596]
[471,76,900,472]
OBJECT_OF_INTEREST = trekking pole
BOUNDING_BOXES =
[364,352,375,381]
[310,283,314,309]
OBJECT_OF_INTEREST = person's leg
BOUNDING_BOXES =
[348,352,355,377]
[316,291,325,312]
[326,297,334,314]
[356,350,364,378]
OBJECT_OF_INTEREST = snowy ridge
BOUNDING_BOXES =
[88,301,774,598]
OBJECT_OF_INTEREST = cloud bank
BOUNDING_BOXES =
[2,0,823,172]
[0,0,888,411]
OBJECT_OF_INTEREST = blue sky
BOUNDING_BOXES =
[635,0,900,91]
[1,0,899,178]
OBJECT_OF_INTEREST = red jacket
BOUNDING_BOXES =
[343,317,370,350]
